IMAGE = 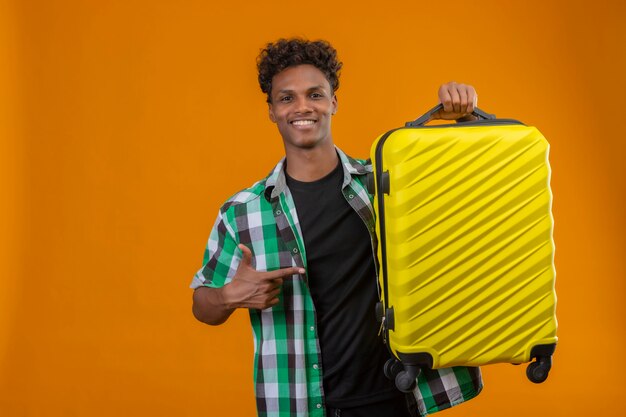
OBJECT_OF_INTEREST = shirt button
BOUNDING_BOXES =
[310,326,315,331]
[275,210,282,215]
[292,248,298,254]
[316,404,322,409]
[313,364,319,370]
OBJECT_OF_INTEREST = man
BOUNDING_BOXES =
[191,38,482,417]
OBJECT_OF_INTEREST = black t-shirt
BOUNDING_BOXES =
[286,160,401,408]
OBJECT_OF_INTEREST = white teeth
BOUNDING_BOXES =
[292,120,315,126]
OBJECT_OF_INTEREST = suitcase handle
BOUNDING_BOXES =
[405,103,496,127]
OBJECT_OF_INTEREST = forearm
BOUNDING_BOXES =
[192,285,236,326]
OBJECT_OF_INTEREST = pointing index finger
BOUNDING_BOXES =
[262,266,306,280]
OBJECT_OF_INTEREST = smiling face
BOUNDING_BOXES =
[268,64,338,152]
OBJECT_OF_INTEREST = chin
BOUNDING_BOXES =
[285,136,326,150]
[296,141,321,149]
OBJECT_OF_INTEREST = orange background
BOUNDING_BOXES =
[1,0,624,416]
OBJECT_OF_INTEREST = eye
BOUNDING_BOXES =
[279,95,292,103]
[310,92,323,99]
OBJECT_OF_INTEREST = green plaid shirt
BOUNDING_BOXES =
[191,148,482,417]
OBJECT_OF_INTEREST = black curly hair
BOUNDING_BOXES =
[257,38,343,103]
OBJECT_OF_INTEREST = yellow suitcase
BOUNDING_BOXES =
[370,105,558,392]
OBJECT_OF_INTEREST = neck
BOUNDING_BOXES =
[284,141,339,182]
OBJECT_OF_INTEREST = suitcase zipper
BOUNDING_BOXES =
[374,128,398,345]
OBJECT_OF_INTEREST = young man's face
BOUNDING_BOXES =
[268,64,337,151]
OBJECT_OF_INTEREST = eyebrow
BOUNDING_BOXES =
[277,85,326,94]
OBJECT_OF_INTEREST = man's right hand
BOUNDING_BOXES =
[222,244,306,310]
[192,244,306,325]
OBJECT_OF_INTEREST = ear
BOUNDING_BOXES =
[331,94,338,115]
[268,103,276,123]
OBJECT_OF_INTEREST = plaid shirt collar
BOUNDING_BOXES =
[264,146,372,202]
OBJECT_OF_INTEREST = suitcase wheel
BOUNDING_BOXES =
[383,358,403,380]
[526,356,552,384]
[395,365,421,393]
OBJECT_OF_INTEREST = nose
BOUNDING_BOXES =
[294,95,313,114]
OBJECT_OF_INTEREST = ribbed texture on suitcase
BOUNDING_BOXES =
[375,124,557,368]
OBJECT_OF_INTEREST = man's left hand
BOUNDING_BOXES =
[432,82,478,121]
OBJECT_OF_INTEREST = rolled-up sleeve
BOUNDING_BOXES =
[190,209,241,289]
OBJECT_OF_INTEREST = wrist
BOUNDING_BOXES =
[217,284,236,310]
